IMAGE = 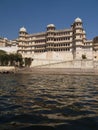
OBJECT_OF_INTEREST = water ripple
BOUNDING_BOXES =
[0,74,98,129]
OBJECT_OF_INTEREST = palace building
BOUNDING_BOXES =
[1,17,98,68]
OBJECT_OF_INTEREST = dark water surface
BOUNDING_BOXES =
[0,73,98,130]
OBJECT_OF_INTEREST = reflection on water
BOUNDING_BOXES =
[0,74,98,130]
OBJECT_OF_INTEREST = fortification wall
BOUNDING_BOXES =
[31,59,96,69]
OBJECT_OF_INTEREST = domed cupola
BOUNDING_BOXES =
[74,17,83,28]
[47,24,55,28]
[75,17,82,23]
[47,24,55,31]
[19,27,27,38]
[73,17,83,31]
[19,27,27,32]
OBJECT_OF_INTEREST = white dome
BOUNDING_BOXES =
[75,17,82,22]
[19,27,27,32]
[4,37,8,40]
[47,24,55,28]
[83,30,86,34]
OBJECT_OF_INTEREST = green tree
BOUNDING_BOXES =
[0,50,23,67]
[0,50,8,65]
[2,54,9,65]
[0,50,6,55]
[9,53,16,66]
[14,53,23,67]
[24,57,32,67]
[9,53,23,67]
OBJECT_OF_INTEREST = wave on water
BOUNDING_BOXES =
[0,74,98,130]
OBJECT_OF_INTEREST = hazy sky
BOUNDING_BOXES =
[0,0,98,40]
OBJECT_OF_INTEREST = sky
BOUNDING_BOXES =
[0,0,98,40]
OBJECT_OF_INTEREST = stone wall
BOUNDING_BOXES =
[31,59,97,69]
[0,66,15,73]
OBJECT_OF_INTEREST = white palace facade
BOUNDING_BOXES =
[1,17,98,68]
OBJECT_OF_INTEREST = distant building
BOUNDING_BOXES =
[0,37,10,47]
[0,37,18,54]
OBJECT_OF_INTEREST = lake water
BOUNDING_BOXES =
[0,73,98,130]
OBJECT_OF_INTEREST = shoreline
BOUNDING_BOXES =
[15,67,98,76]
[1,66,98,75]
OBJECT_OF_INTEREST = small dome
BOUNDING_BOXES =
[47,24,55,28]
[4,37,8,40]
[19,27,27,32]
[75,17,82,22]
[83,30,86,34]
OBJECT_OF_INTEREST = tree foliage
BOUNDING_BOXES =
[24,58,32,67]
[0,50,32,67]
[0,50,23,67]
[0,50,6,55]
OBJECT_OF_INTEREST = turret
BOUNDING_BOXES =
[19,27,27,38]
[72,17,84,59]
[46,24,55,51]
[47,24,55,31]
[74,17,83,44]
